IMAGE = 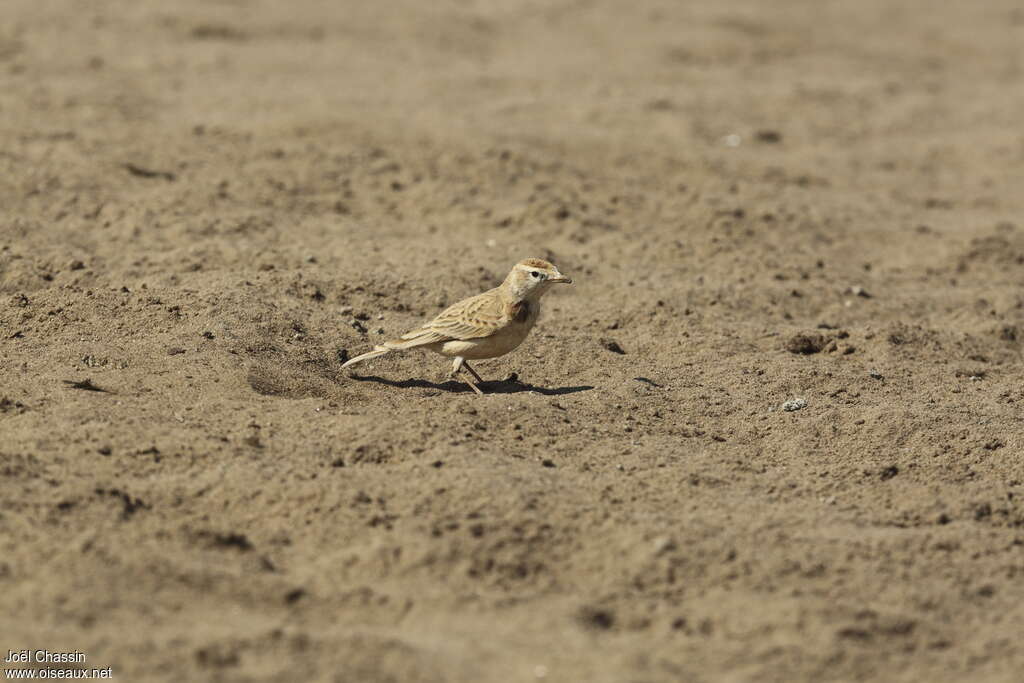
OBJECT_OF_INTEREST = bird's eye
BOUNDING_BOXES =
[530,271,541,278]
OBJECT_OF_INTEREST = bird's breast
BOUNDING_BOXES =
[508,300,532,323]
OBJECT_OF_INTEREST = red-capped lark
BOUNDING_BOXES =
[342,258,573,395]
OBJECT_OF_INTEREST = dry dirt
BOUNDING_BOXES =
[3,1,1024,681]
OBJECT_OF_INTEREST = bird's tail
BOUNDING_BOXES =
[341,345,391,369]
[343,330,442,369]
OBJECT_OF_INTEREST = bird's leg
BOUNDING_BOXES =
[462,375,484,396]
[451,357,483,395]
[461,361,485,384]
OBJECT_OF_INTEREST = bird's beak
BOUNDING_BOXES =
[549,273,573,284]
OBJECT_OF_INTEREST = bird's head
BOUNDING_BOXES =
[503,258,572,301]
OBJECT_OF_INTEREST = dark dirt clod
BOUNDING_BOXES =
[784,333,828,354]
[578,606,616,630]
[197,531,254,552]
[95,488,149,519]
[601,339,626,354]
[195,647,239,669]
[0,397,28,414]
[879,465,899,480]
[124,163,176,181]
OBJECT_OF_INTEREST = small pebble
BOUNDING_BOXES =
[869,370,883,379]
[782,398,807,412]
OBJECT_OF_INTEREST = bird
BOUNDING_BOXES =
[342,258,573,394]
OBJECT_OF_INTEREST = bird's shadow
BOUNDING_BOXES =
[349,374,593,396]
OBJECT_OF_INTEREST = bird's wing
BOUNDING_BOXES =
[382,290,519,351]
[408,290,511,342]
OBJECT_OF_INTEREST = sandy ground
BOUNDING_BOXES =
[3,1,1024,681]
